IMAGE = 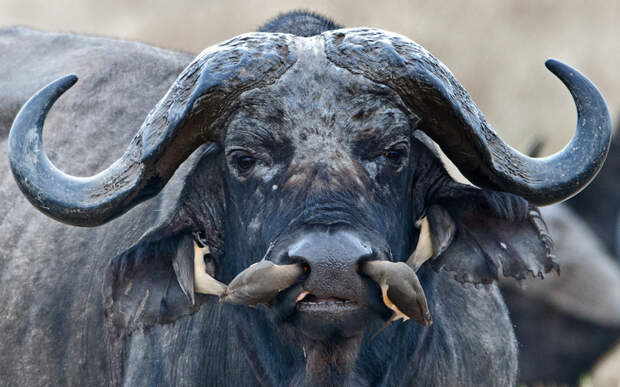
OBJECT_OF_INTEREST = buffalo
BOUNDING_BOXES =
[564,128,620,258]
[0,12,611,386]
[502,131,620,385]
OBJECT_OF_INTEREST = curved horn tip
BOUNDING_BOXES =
[544,58,563,73]
[42,75,79,108]
[543,58,608,106]
[500,58,610,206]
[543,58,595,89]
[544,58,589,80]
[35,74,79,99]
[56,74,79,89]
[10,74,79,130]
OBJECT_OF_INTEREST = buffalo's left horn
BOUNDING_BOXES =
[8,33,296,226]
[326,31,611,205]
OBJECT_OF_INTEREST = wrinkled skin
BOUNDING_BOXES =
[0,14,572,385]
[176,37,520,385]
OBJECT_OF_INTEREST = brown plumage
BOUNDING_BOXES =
[361,261,432,326]
[221,261,304,306]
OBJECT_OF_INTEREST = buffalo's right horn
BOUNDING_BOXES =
[8,33,297,226]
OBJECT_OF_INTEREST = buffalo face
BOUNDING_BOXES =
[217,47,429,340]
[8,27,611,384]
[181,97,437,380]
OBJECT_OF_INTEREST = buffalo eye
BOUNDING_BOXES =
[235,155,257,173]
[383,143,408,168]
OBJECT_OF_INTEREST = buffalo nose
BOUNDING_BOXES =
[286,230,375,300]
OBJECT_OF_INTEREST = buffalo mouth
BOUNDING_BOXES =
[296,292,360,313]
[218,228,433,338]
[286,288,386,341]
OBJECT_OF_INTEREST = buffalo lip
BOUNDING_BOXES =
[292,290,375,339]
[296,299,360,313]
[295,292,359,311]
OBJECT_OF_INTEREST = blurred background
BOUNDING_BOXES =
[0,0,618,153]
[2,1,619,386]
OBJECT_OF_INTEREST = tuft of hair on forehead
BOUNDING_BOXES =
[258,10,342,37]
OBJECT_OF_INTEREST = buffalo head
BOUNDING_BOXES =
[8,28,611,383]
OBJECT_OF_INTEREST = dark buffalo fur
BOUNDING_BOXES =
[503,286,620,385]
[565,130,620,257]
[259,10,342,37]
[503,130,620,386]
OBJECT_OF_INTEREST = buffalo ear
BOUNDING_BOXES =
[427,185,558,284]
[103,231,213,337]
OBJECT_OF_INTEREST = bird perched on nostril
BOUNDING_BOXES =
[221,261,305,306]
[361,260,432,326]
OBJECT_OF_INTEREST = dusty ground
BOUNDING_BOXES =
[1,0,618,153]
